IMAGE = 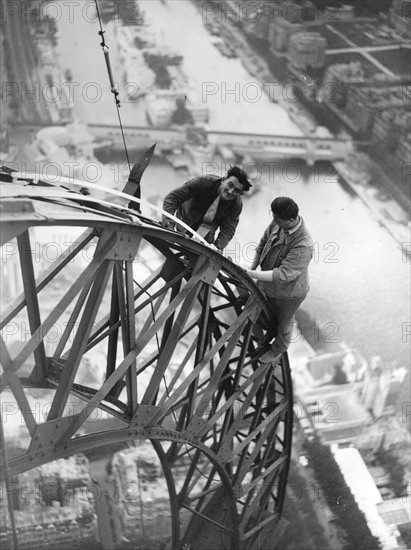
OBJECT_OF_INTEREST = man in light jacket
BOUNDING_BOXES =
[244,196,314,365]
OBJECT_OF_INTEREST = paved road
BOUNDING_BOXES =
[5,2,52,124]
[325,25,396,76]
[326,43,406,54]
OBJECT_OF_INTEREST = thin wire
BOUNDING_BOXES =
[94,0,131,172]
[132,274,161,352]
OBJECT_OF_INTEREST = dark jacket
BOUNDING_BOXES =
[162,176,242,250]
[252,217,314,299]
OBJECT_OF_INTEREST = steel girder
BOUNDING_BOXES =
[0,174,293,550]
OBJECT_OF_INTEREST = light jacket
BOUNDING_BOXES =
[252,217,314,299]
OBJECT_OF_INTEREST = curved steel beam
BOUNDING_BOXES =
[0,174,293,549]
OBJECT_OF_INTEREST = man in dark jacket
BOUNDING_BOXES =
[244,197,314,365]
[161,166,251,251]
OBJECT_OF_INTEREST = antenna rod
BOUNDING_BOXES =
[102,45,118,97]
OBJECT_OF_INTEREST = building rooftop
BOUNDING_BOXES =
[324,51,381,76]
[320,424,372,444]
[325,61,402,85]
[379,108,411,126]
[290,31,327,43]
[40,456,90,481]
[328,19,405,48]
[326,61,367,80]
[377,498,411,527]
[300,384,372,431]
[372,47,411,78]
[353,84,410,106]
[306,349,366,383]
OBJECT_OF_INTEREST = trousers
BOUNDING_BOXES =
[267,296,305,355]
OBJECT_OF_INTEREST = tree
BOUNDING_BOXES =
[375,448,407,498]
[304,437,382,550]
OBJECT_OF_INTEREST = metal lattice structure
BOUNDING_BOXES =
[0,166,293,549]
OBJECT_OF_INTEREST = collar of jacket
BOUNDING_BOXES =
[263,217,307,253]
[285,216,302,235]
[278,217,304,237]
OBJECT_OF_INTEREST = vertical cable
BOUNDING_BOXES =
[94,0,131,172]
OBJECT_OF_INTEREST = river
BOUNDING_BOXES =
[53,1,410,377]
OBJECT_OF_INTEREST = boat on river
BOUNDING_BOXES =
[215,41,237,59]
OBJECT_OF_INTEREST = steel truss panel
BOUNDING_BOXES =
[0,175,293,550]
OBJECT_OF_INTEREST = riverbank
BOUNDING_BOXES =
[203,5,410,246]
[333,157,410,251]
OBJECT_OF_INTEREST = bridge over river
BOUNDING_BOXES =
[88,123,352,165]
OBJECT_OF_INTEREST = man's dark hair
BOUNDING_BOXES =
[271,197,299,220]
[226,166,252,192]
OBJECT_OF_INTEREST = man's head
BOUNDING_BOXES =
[270,197,300,229]
[219,166,251,201]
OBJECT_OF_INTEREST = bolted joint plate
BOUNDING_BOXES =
[185,414,208,438]
[28,414,83,453]
[95,229,142,261]
[198,256,224,285]
[129,404,163,428]
[217,441,234,464]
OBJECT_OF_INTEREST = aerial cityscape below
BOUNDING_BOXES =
[0,0,410,549]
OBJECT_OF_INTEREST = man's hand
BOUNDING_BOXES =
[243,268,273,282]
